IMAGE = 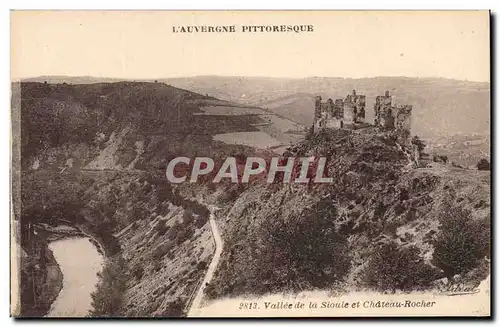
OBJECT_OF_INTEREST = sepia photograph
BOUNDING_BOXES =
[10,10,491,318]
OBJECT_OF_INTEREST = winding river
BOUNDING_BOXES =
[46,237,104,317]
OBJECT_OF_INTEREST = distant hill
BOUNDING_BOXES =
[256,93,316,125]
[16,81,268,168]
[20,76,127,84]
[162,76,490,139]
[16,80,305,171]
[20,74,491,143]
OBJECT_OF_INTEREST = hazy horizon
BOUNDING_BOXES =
[17,74,491,84]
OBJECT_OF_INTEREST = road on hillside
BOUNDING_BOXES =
[187,206,223,317]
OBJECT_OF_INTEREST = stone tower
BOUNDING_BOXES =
[395,105,412,134]
[374,90,394,128]
[326,98,334,117]
[334,99,344,118]
[343,90,365,124]
[313,95,323,132]
[355,94,366,122]
[314,95,322,120]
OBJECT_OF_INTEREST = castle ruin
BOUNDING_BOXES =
[313,90,412,135]
[313,90,366,132]
[374,91,412,134]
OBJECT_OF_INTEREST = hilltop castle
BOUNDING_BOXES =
[313,90,412,134]
[374,91,412,133]
[313,90,366,131]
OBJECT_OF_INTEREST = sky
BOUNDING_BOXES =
[11,11,490,82]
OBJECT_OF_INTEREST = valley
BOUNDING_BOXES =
[12,78,491,317]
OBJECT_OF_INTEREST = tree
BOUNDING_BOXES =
[411,136,426,154]
[161,299,185,317]
[89,256,127,317]
[477,158,490,171]
[305,126,314,140]
[258,199,351,292]
[155,221,169,236]
[432,207,490,277]
[364,241,439,292]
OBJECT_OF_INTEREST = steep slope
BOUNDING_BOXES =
[201,128,490,299]
[19,81,268,168]
[15,81,277,316]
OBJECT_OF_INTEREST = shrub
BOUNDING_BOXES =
[433,155,448,164]
[432,207,490,277]
[405,207,417,221]
[257,199,351,292]
[206,182,216,192]
[394,202,406,215]
[132,264,144,280]
[161,299,185,317]
[166,223,181,241]
[152,242,174,260]
[175,227,194,245]
[155,221,169,236]
[131,206,148,222]
[411,136,426,153]
[194,214,209,228]
[219,184,246,203]
[477,158,490,171]
[363,241,439,292]
[196,261,207,271]
[143,183,153,194]
[89,256,127,317]
[182,210,194,225]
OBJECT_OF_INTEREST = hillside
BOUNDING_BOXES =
[14,81,292,316]
[198,128,490,299]
[13,80,490,317]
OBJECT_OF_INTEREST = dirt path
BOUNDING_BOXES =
[187,207,223,317]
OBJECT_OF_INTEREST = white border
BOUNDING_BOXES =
[4,1,500,10]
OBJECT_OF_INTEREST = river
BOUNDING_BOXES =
[46,237,104,317]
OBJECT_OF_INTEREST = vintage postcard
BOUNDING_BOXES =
[10,10,491,318]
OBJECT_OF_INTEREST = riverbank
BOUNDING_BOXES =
[18,235,64,317]
[77,224,113,258]
[36,223,108,258]
[46,237,104,317]
[20,222,109,317]
[44,246,64,315]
